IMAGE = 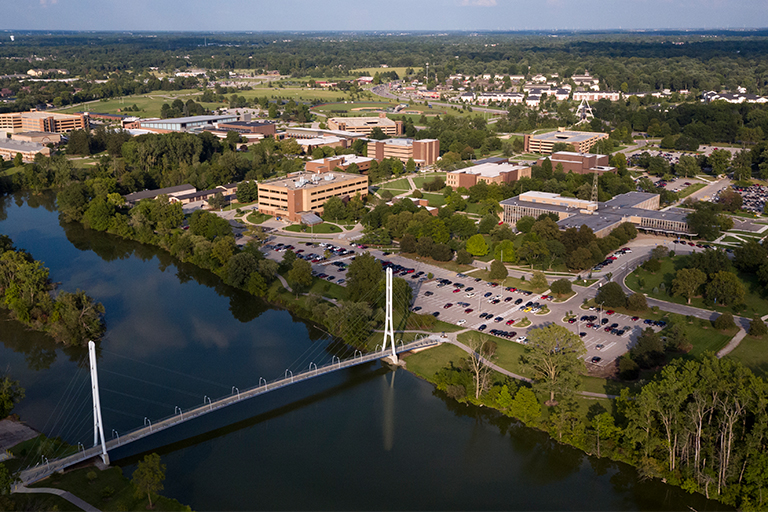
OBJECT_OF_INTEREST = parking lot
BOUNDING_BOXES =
[717,183,768,215]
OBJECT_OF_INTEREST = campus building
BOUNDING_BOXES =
[305,154,374,174]
[0,139,52,163]
[216,120,277,136]
[367,138,440,166]
[10,131,62,144]
[124,184,196,206]
[137,114,239,134]
[500,191,690,237]
[524,128,609,155]
[537,152,616,175]
[257,170,369,223]
[446,161,531,189]
[0,111,88,135]
[327,113,403,136]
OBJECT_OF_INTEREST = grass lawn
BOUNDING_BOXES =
[56,88,206,118]
[551,291,576,303]
[573,279,598,287]
[625,255,768,318]
[246,212,273,224]
[284,223,342,234]
[11,493,78,511]
[421,193,446,207]
[727,335,768,378]
[307,277,347,301]
[380,177,411,190]
[726,230,764,237]
[0,166,24,177]
[678,182,706,198]
[32,465,189,511]
[224,200,258,211]
[728,210,760,219]
[458,331,530,377]
[412,174,445,188]
[405,343,469,379]
[398,253,474,273]
[350,66,413,77]
[312,101,395,114]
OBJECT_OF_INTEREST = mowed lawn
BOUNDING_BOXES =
[625,255,768,318]
[412,173,446,189]
[405,343,468,379]
[379,177,412,190]
[727,335,768,378]
[56,89,212,118]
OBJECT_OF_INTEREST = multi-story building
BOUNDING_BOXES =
[11,131,62,144]
[0,111,88,135]
[257,170,369,223]
[500,191,690,237]
[572,91,621,102]
[367,138,440,166]
[327,114,403,137]
[537,152,616,175]
[0,139,52,162]
[216,119,277,136]
[305,155,373,174]
[524,128,609,155]
[446,162,531,189]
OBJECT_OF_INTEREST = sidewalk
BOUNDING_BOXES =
[14,485,102,512]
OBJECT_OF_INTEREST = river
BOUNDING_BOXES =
[0,193,726,510]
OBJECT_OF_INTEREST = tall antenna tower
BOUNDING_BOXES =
[576,97,594,125]
[591,171,599,203]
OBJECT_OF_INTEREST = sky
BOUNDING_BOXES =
[2,0,767,32]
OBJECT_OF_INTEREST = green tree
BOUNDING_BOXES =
[236,181,258,203]
[515,216,536,234]
[48,290,106,346]
[714,312,737,330]
[322,196,347,223]
[132,453,166,509]
[708,149,731,175]
[530,271,548,290]
[706,271,745,306]
[493,239,516,263]
[749,315,768,337]
[522,324,586,406]
[671,268,706,304]
[508,387,541,425]
[489,260,508,280]
[595,281,627,308]
[456,249,473,265]
[626,292,648,311]
[465,234,489,257]
[287,259,313,295]
[464,336,497,399]
[0,375,24,419]
[550,279,572,296]
[226,253,258,288]
[346,252,383,305]
[592,412,620,458]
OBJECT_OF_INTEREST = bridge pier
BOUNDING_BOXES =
[380,354,405,368]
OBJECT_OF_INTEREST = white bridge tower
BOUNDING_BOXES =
[88,341,110,465]
[382,267,398,365]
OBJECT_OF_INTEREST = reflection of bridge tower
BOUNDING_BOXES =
[576,98,594,125]
[382,267,397,365]
[89,340,109,465]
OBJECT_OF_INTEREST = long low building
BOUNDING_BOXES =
[524,129,609,155]
[124,184,196,206]
[137,114,239,133]
[500,191,690,237]
[446,161,531,189]
[537,151,616,175]
[0,138,52,162]
[327,114,403,137]
[257,170,368,223]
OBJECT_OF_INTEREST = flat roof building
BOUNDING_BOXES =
[500,190,689,237]
[0,139,51,163]
[11,131,62,144]
[446,162,531,189]
[538,151,615,175]
[216,120,276,136]
[367,138,440,166]
[138,114,239,134]
[327,113,403,137]
[0,111,88,135]
[524,128,609,155]
[124,184,196,206]
[257,170,369,223]
[305,154,373,174]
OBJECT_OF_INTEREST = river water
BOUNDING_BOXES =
[0,193,726,511]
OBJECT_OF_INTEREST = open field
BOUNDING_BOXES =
[727,335,768,378]
[351,67,413,77]
[412,173,446,188]
[625,256,768,318]
[56,89,217,118]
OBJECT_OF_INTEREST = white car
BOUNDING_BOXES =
[516,336,528,343]
[457,319,466,326]
[465,292,475,298]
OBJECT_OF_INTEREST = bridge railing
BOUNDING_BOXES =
[18,336,441,485]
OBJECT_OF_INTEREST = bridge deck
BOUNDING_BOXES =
[18,337,440,485]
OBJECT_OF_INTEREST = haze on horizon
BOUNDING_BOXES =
[1,0,767,33]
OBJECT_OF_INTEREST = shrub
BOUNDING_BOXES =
[431,243,453,262]
[412,190,423,199]
[489,260,508,280]
[749,315,768,337]
[595,282,627,308]
[445,384,466,400]
[456,249,473,265]
[530,271,548,290]
[714,312,736,330]
[627,292,648,311]
[550,279,572,296]
[643,258,662,273]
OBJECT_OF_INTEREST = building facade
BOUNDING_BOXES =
[305,155,373,174]
[257,171,369,223]
[446,162,531,189]
[327,114,403,136]
[0,139,52,162]
[367,138,440,165]
[11,131,62,144]
[0,111,87,134]
[537,151,615,175]
[524,129,609,154]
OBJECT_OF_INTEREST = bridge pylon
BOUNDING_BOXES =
[382,267,398,365]
[88,341,110,465]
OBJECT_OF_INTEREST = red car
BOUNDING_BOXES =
[606,310,615,315]
[506,319,516,325]
[443,303,453,309]
[453,288,461,293]
[631,316,639,321]
[464,308,474,314]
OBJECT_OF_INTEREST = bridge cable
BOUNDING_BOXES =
[99,368,211,400]
[101,387,179,411]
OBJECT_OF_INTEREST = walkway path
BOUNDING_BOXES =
[14,485,101,512]
[717,328,748,358]
[277,275,293,293]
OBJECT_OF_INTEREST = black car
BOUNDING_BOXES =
[484,292,493,298]
[515,299,523,305]
[432,312,440,317]
[601,318,609,325]
[478,324,487,331]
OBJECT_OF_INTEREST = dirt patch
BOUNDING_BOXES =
[587,359,621,380]
[0,418,39,452]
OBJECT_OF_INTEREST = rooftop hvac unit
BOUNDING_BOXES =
[311,175,320,183]
[324,174,335,181]
[296,178,307,188]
